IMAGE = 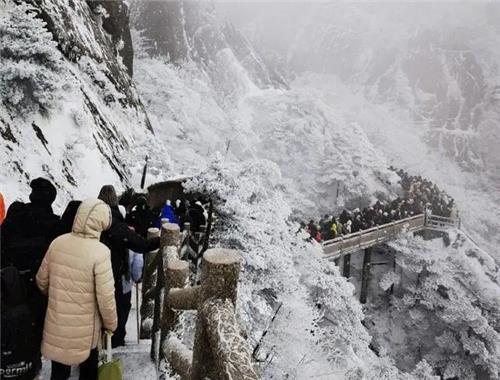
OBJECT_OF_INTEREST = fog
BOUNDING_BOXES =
[217,2,500,78]
[216,2,500,179]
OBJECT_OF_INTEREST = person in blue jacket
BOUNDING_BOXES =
[159,199,178,225]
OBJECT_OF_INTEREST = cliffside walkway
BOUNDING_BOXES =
[322,213,459,259]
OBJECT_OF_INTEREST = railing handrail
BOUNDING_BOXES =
[321,210,460,258]
[427,214,456,223]
[163,248,259,380]
[141,224,259,379]
[322,213,425,246]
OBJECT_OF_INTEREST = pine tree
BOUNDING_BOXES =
[0,3,66,114]
[387,235,500,379]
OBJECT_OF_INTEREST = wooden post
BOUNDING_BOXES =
[160,254,189,349]
[150,252,165,360]
[165,249,258,380]
[359,247,372,304]
[151,223,180,361]
[165,337,193,380]
[201,299,259,380]
[342,254,351,278]
[191,249,241,380]
[140,227,160,339]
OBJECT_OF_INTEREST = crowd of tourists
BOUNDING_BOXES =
[303,168,457,242]
[0,178,207,380]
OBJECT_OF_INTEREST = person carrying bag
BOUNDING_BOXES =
[98,332,123,380]
[36,198,117,380]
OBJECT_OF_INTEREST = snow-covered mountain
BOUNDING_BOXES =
[131,0,399,217]
[286,4,500,176]
[223,3,500,174]
[130,0,288,101]
[2,1,500,379]
[222,2,500,258]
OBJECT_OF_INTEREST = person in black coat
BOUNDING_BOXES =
[174,199,188,230]
[98,185,160,347]
[57,200,82,236]
[187,201,206,233]
[125,196,157,238]
[0,177,60,378]
[339,209,350,225]
[1,178,60,273]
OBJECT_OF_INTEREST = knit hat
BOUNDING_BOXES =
[29,177,57,206]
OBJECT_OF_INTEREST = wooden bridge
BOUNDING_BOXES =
[322,212,459,259]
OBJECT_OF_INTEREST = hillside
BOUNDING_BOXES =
[0,0,170,208]
[222,2,500,259]
[1,1,499,379]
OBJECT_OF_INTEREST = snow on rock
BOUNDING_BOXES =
[0,0,171,210]
[130,0,288,92]
[134,53,399,218]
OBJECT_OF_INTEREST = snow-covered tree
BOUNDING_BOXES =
[0,3,67,115]
[184,155,429,378]
[384,234,500,379]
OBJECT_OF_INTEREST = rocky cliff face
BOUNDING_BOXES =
[269,3,500,176]
[130,0,288,96]
[0,0,169,204]
[29,0,138,105]
[364,27,496,173]
[87,0,134,78]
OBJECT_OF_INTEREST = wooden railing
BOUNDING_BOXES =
[165,248,259,380]
[140,222,259,379]
[141,220,209,339]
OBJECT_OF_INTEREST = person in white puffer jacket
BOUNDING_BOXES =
[36,198,117,380]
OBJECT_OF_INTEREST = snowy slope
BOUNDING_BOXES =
[134,46,399,218]
[0,0,171,210]
[223,2,500,259]
[130,3,426,378]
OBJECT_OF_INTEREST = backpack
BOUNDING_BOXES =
[1,202,58,274]
[1,267,41,380]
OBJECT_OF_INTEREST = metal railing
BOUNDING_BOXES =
[425,214,460,230]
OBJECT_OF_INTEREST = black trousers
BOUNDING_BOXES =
[51,349,98,380]
[112,290,132,347]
